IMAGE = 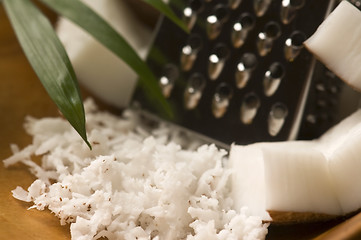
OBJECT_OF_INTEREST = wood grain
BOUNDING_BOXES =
[0,5,71,239]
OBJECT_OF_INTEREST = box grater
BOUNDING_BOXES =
[134,0,349,148]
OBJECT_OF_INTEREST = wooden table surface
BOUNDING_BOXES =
[0,3,360,240]
[0,5,71,239]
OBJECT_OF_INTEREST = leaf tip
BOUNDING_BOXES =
[85,139,92,150]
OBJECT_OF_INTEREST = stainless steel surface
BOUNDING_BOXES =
[137,0,345,146]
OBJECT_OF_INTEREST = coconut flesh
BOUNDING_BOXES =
[230,109,361,223]
[4,99,269,240]
[56,0,152,108]
[305,0,361,92]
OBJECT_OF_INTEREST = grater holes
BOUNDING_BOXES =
[263,62,285,97]
[183,0,204,31]
[181,34,203,71]
[328,85,341,95]
[257,21,281,56]
[325,69,337,79]
[212,82,233,118]
[253,0,272,17]
[306,114,317,125]
[235,53,258,89]
[143,0,339,145]
[316,99,328,109]
[240,92,260,124]
[206,4,230,40]
[229,0,243,10]
[350,0,361,9]
[184,73,206,110]
[231,13,256,48]
[280,0,305,25]
[208,43,230,80]
[284,30,306,62]
[268,102,288,136]
[263,22,281,38]
[159,64,179,98]
[317,110,334,124]
[324,70,342,94]
[315,83,326,92]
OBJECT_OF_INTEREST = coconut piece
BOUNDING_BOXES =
[316,120,361,214]
[317,109,361,152]
[304,1,361,92]
[230,142,341,224]
[56,0,153,108]
[230,109,361,223]
[313,112,361,215]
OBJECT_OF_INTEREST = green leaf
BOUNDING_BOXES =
[142,0,189,33]
[40,0,173,118]
[3,0,91,149]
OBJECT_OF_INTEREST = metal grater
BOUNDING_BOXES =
[134,0,346,148]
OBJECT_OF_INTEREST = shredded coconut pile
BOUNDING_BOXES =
[3,99,268,240]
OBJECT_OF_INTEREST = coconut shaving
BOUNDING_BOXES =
[3,99,268,240]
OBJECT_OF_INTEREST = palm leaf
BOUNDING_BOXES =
[3,0,91,149]
[142,0,189,33]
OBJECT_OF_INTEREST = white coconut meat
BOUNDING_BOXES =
[318,122,361,214]
[230,109,361,223]
[230,142,341,223]
[305,0,361,92]
[56,0,153,108]
[4,99,269,240]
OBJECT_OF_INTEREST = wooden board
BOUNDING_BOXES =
[0,5,70,239]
